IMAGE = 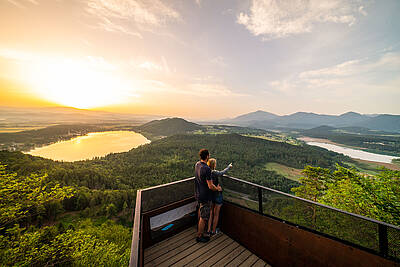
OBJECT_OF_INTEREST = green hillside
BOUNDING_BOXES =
[136,118,203,139]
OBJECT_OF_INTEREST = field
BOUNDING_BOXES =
[264,162,303,181]
[244,134,300,145]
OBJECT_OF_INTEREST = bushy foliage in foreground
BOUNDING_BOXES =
[0,165,130,266]
[292,165,400,225]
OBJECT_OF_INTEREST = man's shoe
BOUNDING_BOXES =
[196,235,210,243]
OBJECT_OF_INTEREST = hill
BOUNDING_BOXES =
[227,110,279,125]
[356,114,400,132]
[0,106,160,125]
[135,118,203,139]
[223,110,400,132]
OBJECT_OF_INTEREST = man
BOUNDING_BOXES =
[194,149,222,242]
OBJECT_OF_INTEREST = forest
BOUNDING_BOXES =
[0,132,395,266]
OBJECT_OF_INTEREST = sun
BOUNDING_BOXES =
[27,58,136,109]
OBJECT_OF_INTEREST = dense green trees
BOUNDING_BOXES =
[2,132,392,265]
[0,164,74,230]
[0,164,131,266]
[292,165,400,226]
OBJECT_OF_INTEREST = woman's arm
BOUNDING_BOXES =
[212,163,232,177]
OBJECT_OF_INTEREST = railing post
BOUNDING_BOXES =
[258,187,263,214]
[129,190,142,267]
[378,224,388,257]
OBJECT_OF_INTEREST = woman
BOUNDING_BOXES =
[207,158,232,235]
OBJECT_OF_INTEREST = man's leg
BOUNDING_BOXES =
[196,202,210,242]
[197,217,206,237]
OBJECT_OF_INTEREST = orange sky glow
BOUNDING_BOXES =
[1,0,399,119]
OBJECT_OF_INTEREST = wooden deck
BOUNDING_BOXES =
[144,227,271,266]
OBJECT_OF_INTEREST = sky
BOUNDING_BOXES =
[0,0,399,119]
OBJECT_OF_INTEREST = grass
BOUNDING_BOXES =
[344,161,381,175]
[244,134,300,145]
[265,162,303,181]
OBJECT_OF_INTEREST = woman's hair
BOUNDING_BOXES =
[207,158,216,170]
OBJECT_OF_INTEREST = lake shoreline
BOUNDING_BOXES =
[299,136,400,157]
[26,131,150,162]
[299,136,399,164]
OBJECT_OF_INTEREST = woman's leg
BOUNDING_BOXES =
[207,203,214,233]
[212,204,222,233]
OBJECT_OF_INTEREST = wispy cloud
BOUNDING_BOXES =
[6,0,38,9]
[268,52,400,96]
[237,0,365,40]
[97,17,143,38]
[210,56,227,68]
[139,78,245,98]
[85,0,180,37]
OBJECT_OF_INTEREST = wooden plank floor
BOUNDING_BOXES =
[144,227,271,267]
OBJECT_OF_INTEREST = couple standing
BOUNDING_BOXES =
[194,149,232,242]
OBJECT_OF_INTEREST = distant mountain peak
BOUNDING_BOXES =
[231,110,278,122]
[339,111,362,117]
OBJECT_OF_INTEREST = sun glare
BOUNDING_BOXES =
[28,59,136,109]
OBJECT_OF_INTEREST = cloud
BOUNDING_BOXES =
[210,56,227,67]
[237,0,364,40]
[0,48,117,71]
[96,17,143,38]
[359,6,368,16]
[186,83,243,97]
[137,61,163,72]
[268,52,400,96]
[139,78,245,98]
[86,0,180,36]
[6,0,38,9]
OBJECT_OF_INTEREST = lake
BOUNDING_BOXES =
[302,139,398,163]
[27,131,150,161]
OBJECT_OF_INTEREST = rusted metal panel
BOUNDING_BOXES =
[141,214,152,249]
[221,202,399,267]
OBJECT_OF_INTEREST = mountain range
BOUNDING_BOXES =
[223,110,400,132]
[0,106,161,125]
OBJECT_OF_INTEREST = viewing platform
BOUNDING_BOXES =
[130,176,400,267]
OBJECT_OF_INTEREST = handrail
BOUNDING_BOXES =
[222,175,400,230]
[129,190,142,267]
[140,177,194,192]
[129,175,399,264]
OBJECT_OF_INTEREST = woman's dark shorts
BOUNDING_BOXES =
[212,192,223,205]
[199,202,211,219]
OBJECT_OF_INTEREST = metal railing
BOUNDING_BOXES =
[129,177,196,267]
[130,175,400,266]
[221,175,400,260]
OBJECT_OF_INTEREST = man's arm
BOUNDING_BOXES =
[207,180,222,191]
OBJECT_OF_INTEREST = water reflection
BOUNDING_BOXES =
[305,141,398,163]
[27,131,150,161]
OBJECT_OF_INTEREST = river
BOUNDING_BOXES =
[27,131,150,161]
[300,138,398,163]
